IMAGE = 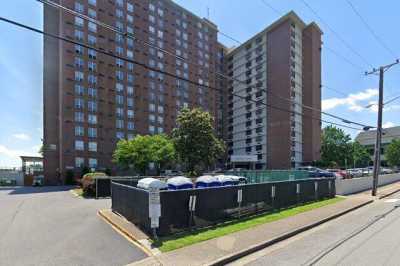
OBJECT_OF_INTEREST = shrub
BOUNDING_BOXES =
[81,172,107,197]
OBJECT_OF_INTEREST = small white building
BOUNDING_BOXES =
[355,126,400,164]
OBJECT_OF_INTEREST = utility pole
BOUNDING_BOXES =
[365,59,399,196]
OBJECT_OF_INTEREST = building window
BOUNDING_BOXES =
[88,0,96,6]
[88,49,96,59]
[75,84,84,95]
[88,22,97,32]
[127,2,134,12]
[149,125,155,134]
[127,86,134,95]
[75,71,84,82]
[88,127,97,138]
[88,74,97,84]
[74,98,84,109]
[75,16,84,27]
[88,88,97,98]
[88,101,97,112]
[88,114,97,124]
[75,2,84,13]
[75,126,84,136]
[116,107,124,118]
[88,158,97,168]
[127,109,134,119]
[88,8,96,18]
[116,119,124,129]
[127,98,133,107]
[116,132,125,139]
[149,103,156,112]
[75,157,84,168]
[88,142,97,152]
[75,140,84,151]
[74,30,84,41]
[116,95,124,105]
[127,121,134,130]
[75,112,84,122]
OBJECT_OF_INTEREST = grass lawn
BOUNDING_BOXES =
[154,197,345,252]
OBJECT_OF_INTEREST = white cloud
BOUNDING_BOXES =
[0,145,40,167]
[322,88,378,112]
[383,122,396,128]
[12,133,31,141]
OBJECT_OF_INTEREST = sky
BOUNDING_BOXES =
[0,0,399,167]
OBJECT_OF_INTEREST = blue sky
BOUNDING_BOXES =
[0,0,399,167]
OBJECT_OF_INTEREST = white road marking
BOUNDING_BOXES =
[384,199,400,203]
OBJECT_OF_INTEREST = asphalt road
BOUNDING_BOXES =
[0,186,146,266]
[230,191,400,266]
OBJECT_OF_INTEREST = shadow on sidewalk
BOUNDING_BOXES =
[6,186,75,195]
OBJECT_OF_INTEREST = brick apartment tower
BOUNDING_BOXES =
[43,0,222,184]
[226,12,322,170]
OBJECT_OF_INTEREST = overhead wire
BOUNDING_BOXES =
[36,0,373,129]
[299,0,374,69]
[0,15,365,132]
[345,0,398,59]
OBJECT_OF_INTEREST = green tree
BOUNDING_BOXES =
[385,139,400,167]
[172,108,225,176]
[321,125,353,168]
[149,134,176,173]
[113,134,175,175]
[351,141,371,168]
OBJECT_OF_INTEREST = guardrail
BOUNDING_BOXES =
[111,178,336,236]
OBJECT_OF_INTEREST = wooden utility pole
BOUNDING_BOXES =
[365,60,399,196]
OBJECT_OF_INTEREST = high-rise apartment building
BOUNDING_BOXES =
[43,0,221,184]
[225,12,322,170]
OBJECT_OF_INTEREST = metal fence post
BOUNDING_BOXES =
[271,185,276,209]
[314,181,318,200]
[296,183,301,204]
[328,180,332,197]
[237,189,243,219]
[95,178,98,199]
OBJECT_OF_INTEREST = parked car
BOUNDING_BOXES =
[326,169,347,179]
[296,166,335,178]
[381,168,394,175]
[347,168,363,178]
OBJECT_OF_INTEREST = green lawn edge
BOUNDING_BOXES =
[155,197,344,252]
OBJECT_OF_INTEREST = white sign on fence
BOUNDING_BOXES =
[189,195,197,211]
[237,189,243,203]
[149,188,161,228]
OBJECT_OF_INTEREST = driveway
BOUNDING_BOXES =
[0,186,146,266]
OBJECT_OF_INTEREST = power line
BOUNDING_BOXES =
[38,0,373,129]
[0,15,365,132]
[346,0,398,59]
[321,85,349,97]
[259,0,366,72]
[218,31,242,45]
[384,95,400,106]
[300,0,374,69]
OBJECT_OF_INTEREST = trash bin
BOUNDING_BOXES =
[167,176,193,190]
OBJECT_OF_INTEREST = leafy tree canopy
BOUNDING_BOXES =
[385,139,400,167]
[171,108,225,176]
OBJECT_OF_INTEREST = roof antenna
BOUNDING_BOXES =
[207,6,210,20]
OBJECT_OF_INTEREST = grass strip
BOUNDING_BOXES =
[155,197,344,252]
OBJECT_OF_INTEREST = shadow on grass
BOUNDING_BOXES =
[151,197,341,250]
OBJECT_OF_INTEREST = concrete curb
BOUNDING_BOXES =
[208,199,374,266]
[379,188,400,199]
[98,210,155,257]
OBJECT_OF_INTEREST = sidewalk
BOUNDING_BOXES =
[127,181,400,266]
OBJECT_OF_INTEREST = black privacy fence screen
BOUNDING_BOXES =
[111,178,336,236]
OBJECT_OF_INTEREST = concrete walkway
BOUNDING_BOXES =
[127,181,400,266]
[129,199,370,266]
